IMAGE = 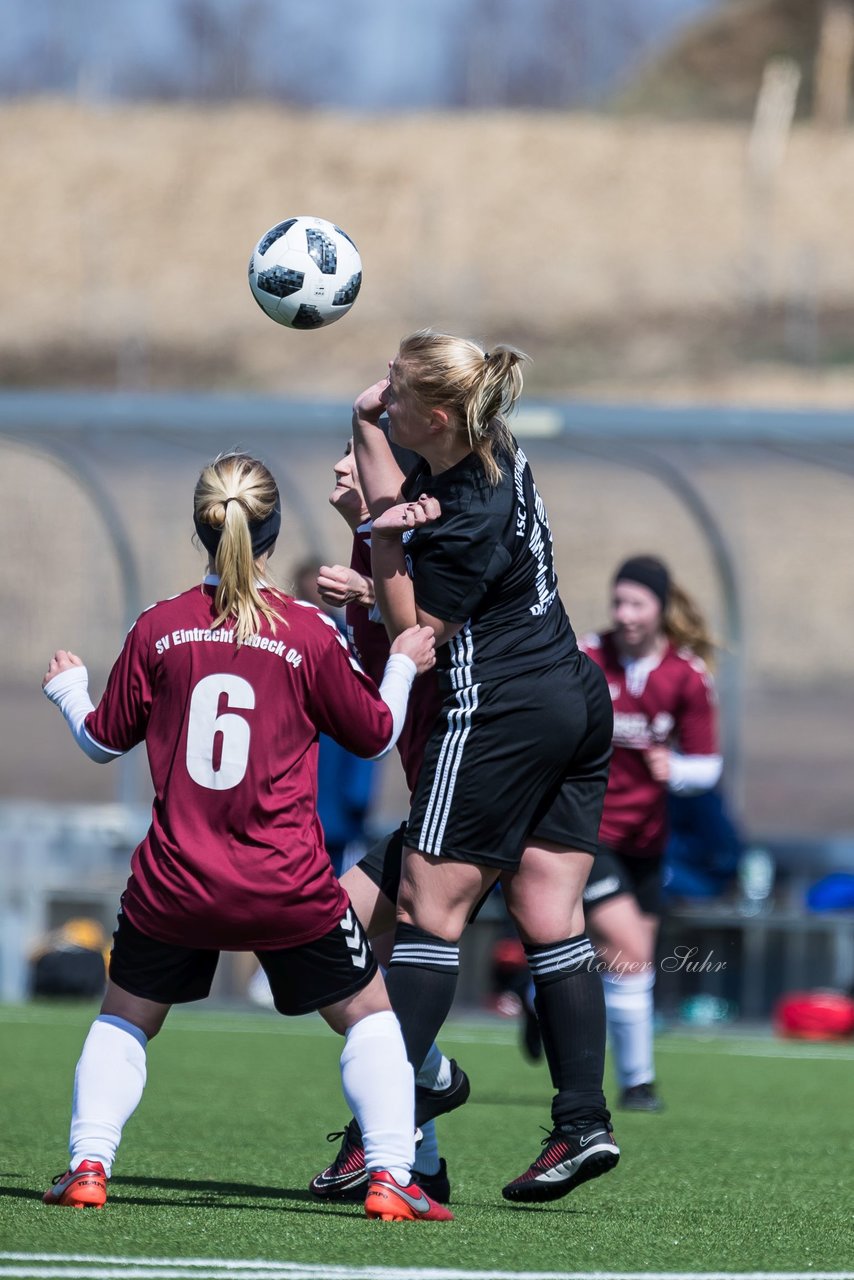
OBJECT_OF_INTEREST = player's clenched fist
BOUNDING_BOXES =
[317,564,374,609]
[43,650,84,688]
[352,378,389,425]
[390,624,436,675]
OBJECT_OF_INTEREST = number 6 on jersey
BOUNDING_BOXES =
[186,674,255,790]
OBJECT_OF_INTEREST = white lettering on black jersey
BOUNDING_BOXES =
[401,444,577,682]
[515,449,558,617]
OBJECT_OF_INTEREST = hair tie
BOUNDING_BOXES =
[483,350,491,361]
[194,498,281,559]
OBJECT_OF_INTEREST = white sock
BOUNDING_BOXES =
[414,1042,451,1091]
[412,1120,440,1177]
[602,969,655,1089]
[412,1045,448,1176]
[340,1010,414,1186]
[69,1015,148,1177]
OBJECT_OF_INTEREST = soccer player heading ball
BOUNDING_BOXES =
[342,331,620,1203]
[40,451,451,1222]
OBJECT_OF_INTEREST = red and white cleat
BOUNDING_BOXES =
[364,1170,454,1221]
[43,1160,108,1208]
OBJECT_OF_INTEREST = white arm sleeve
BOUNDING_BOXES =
[668,752,723,796]
[42,666,123,764]
[369,652,417,760]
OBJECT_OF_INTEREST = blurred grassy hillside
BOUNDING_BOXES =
[2,98,853,405]
[619,0,826,121]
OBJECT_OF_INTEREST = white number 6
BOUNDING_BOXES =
[186,674,255,790]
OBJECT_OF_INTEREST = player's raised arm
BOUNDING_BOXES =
[352,377,407,516]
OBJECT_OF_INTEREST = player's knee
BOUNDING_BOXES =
[509,900,586,947]
[395,900,464,943]
[321,972,391,1035]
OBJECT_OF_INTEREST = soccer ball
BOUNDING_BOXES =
[248,216,362,330]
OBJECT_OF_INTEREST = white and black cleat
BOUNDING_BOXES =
[502,1124,620,1203]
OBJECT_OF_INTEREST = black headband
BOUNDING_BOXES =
[194,497,282,560]
[614,556,670,609]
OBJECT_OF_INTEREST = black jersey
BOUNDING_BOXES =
[400,444,577,681]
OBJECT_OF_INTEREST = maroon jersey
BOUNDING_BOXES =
[581,630,718,857]
[85,583,394,950]
[346,522,441,797]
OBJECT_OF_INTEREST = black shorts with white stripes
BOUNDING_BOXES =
[404,648,612,870]
[357,822,496,920]
[582,847,664,917]
[110,906,377,1015]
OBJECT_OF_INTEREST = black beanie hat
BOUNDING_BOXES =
[614,555,670,609]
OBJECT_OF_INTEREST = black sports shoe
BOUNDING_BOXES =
[413,1156,451,1204]
[415,1059,470,1128]
[309,1122,453,1204]
[309,1118,367,1200]
[502,1124,620,1203]
[619,1082,664,1112]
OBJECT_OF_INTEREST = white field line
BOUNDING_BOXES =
[2,1262,854,1280]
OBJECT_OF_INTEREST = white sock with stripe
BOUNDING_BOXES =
[340,1010,414,1186]
[69,1015,148,1178]
[602,969,656,1089]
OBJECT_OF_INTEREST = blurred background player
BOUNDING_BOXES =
[663,787,742,903]
[581,555,721,1111]
[308,436,458,1205]
[352,330,619,1206]
[40,450,451,1223]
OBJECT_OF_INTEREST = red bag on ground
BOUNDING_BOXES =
[774,990,854,1040]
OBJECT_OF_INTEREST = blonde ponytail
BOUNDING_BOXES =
[194,452,287,645]
[397,330,529,485]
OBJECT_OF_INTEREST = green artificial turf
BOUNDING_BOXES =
[0,1001,852,1274]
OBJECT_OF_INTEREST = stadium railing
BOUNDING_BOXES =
[2,799,852,1016]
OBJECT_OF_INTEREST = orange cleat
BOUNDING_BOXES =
[43,1160,108,1208]
[364,1170,454,1221]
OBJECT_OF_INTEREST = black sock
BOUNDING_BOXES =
[525,934,610,1131]
[385,922,460,1074]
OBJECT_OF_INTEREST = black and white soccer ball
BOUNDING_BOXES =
[248,216,362,330]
